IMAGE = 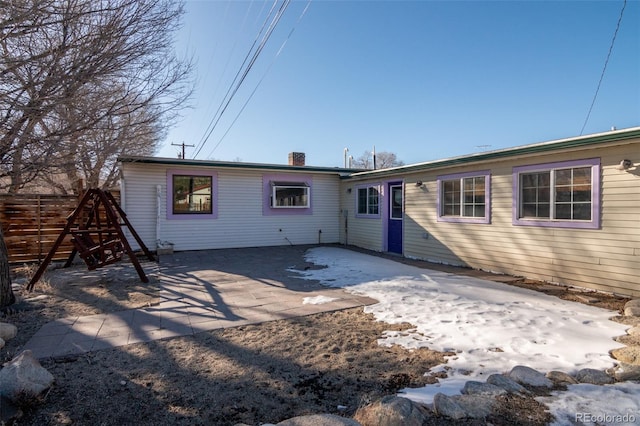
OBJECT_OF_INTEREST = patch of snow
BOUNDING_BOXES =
[294,247,640,420]
[538,383,640,425]
[302,295,338,305]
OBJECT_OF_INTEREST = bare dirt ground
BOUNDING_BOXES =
[1,251,629,426]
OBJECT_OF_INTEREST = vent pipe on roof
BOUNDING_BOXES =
[372,145,376,170]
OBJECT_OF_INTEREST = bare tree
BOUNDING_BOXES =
[0,0,193,306]
[0,0,192,193]
[40,88,164,193]
[352,150,405,169]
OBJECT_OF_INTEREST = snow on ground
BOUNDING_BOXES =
[294,247,640,424]
[539,383,639,426]
[302,295,338,305]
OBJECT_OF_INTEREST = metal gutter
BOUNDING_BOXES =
[118,155,364,175]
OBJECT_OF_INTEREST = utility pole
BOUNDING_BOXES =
[172,142,195,159]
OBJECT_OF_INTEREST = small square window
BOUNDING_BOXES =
[172,175,212,214]
[356,185,380,216]
[167,170,218,220]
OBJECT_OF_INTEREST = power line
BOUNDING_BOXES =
[193,1,273,158]
[579,0,627,135]
[193,0,291,159]
[205,0,313,159]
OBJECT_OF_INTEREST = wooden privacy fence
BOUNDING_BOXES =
[0,192,119,264]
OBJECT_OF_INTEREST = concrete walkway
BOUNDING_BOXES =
[22,246,377,359]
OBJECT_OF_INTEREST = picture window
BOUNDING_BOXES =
[513,158,600,229]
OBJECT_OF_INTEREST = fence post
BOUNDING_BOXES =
[37,194,42,262]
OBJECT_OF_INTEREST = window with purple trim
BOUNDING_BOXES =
[262,174,312,216]
[172,175,212,214]
[437,171,490,223]
[513,158,600,228]
[271,182,310,208]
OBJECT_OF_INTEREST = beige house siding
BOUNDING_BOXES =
[339,181,385,251]
[120,162,342,251]
[341,137,640,297]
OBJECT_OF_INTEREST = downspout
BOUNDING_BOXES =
[119,173,126,212]
[118,172,131,244]
[344,209,348,246]
[156,185,161,249]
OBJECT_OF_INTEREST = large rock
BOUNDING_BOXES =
[455,395,495,418]
[625,299,640,309]
[0,322,17,341]
[610,346,640,366]
[546,371,578,385]
[0,350,55,403]
[461,380,507,396]
[276,414,361,426]
[433,393,495,420]
[625,300,640,317]
[609,363,640,381]
[628,326,640,336]
[625,306,640,317]
[486,374,529,394]
[508,365,553,388]
[0,337,4,350]
[433,393,466,420]
[353,395,430,426]
[575,368,614,385]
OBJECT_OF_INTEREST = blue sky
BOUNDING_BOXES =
[159,0,639,167]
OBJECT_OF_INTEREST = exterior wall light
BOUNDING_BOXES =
[618,159,634,171]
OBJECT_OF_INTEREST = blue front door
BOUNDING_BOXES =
[387,183,403,254]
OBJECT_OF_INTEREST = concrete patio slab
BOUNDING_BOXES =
[22,245,378,359]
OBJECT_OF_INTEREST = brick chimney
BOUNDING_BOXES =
[288,152,305,166]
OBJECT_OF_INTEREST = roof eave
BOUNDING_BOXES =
[118,155,364,175]
[342,127,640,180]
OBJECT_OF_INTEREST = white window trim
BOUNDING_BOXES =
[512,158,600,229]
[437,171,491,224]
[270,183,310,209]
[355,184,381,218]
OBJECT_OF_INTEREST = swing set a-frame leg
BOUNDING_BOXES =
[26,190,95,291]
[97,190,151,283]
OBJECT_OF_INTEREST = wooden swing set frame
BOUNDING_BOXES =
[27,188,155,291]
